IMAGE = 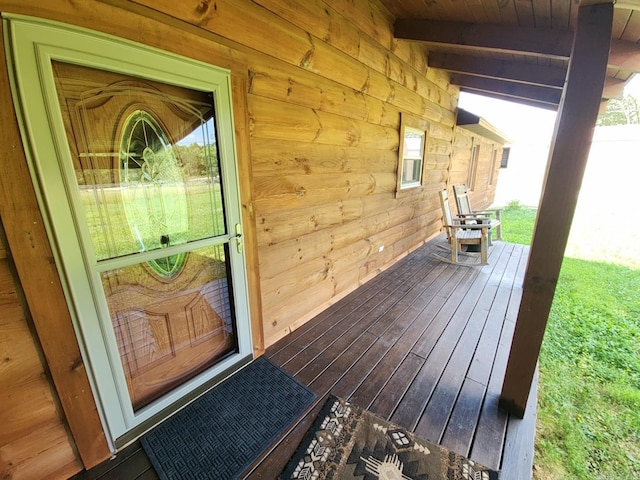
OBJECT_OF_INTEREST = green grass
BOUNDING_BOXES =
[500,202,640,480]
[500,200,537,245]
[80,180,225,260]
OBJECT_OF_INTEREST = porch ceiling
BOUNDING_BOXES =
[380,0,640,110]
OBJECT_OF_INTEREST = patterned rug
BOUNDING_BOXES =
[141,357,316,480]
[280,396,499,480]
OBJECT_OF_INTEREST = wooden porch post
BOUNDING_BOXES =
[499,2,613,418]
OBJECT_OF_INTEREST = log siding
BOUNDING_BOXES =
[0,226,80,479]
[0,1,504,476]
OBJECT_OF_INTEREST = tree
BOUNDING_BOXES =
[173,143,219,177]
[597,94,640,126]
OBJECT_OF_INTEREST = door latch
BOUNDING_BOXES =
[234,223,243,254]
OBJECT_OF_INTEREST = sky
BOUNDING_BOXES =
[457,92,556,145]
[457,74,640,145]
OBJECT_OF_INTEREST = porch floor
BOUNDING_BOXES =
[71,236,537,480]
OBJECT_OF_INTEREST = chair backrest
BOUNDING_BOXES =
[438,189,454,227]
[453,184,472,215]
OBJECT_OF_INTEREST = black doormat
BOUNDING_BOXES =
[280,396,499,479]
[141,357,316,480]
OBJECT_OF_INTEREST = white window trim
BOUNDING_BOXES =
[396,113,429,197]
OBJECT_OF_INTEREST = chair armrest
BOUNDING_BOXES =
[454,215,495,223]
[447,222,489,231]
[477,209,502,217]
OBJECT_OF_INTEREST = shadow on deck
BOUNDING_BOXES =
[71,236,537,479]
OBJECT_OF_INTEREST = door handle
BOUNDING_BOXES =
[233,224,243,254]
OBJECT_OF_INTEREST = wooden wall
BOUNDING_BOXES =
[0,224,80,479]
[449,127,503,211]
[0,0,499,477]
[149,0,459,345]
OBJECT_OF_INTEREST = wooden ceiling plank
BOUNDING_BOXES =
[450,73,562,104]
[495,0,519,25]
[465,0,491,24]
[618,9,640,41]
[500,1,613,418]
[531,0,552,29]
[429,51,566,87]
[514,0,536,28]
[426,0,454,21]
[612,7,632,38]
[479,0,503,25]
[615,0,640,12]
[609,38,640,71]
[551,0,572,30]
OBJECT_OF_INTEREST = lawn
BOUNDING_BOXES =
[500,203,640,480]
[80,179,225,260]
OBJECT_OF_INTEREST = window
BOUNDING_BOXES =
[500,147,511,168]
[488,147,498,186]
[467,143,479,190]
[396,113,428,196]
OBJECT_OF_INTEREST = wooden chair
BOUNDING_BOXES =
[435,189,489,266]
[453,184,502,241]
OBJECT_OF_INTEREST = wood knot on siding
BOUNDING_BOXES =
[366,174,376,195]
[360,73,370,94]
[70,357,84,372]
[311,110,323,142]
[247,70,257,93]
[295,157,311,174]
[299,33,315,68]
[386,84,396,104]
[195,0,215,16]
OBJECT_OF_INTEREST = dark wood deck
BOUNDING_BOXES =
[71,237,537,479]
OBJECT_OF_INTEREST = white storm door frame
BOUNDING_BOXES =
[5,15,252,443]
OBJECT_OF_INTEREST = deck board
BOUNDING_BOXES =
[71,237,536,480]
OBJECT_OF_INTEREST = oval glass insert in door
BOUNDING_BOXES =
[119,109,189,278]
[52,61,239,411]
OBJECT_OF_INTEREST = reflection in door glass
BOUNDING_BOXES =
[103,244,237,410]
[52,61,239,412]
[52,61,226,262]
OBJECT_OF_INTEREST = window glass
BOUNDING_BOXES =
[401,127,425,188]
[468,143,479,190]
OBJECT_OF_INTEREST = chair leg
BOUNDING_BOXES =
[480,231,488,265]
[452,239,459,263]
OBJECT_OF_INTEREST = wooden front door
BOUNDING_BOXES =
[7,18,253,441]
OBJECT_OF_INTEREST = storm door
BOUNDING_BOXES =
[6,17,252,443]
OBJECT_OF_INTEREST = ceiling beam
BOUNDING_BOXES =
[450,73,562,106]
[430,52,626,98]
[395,19,640,72]
[395,19,572,58]
[428,52,566,88]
